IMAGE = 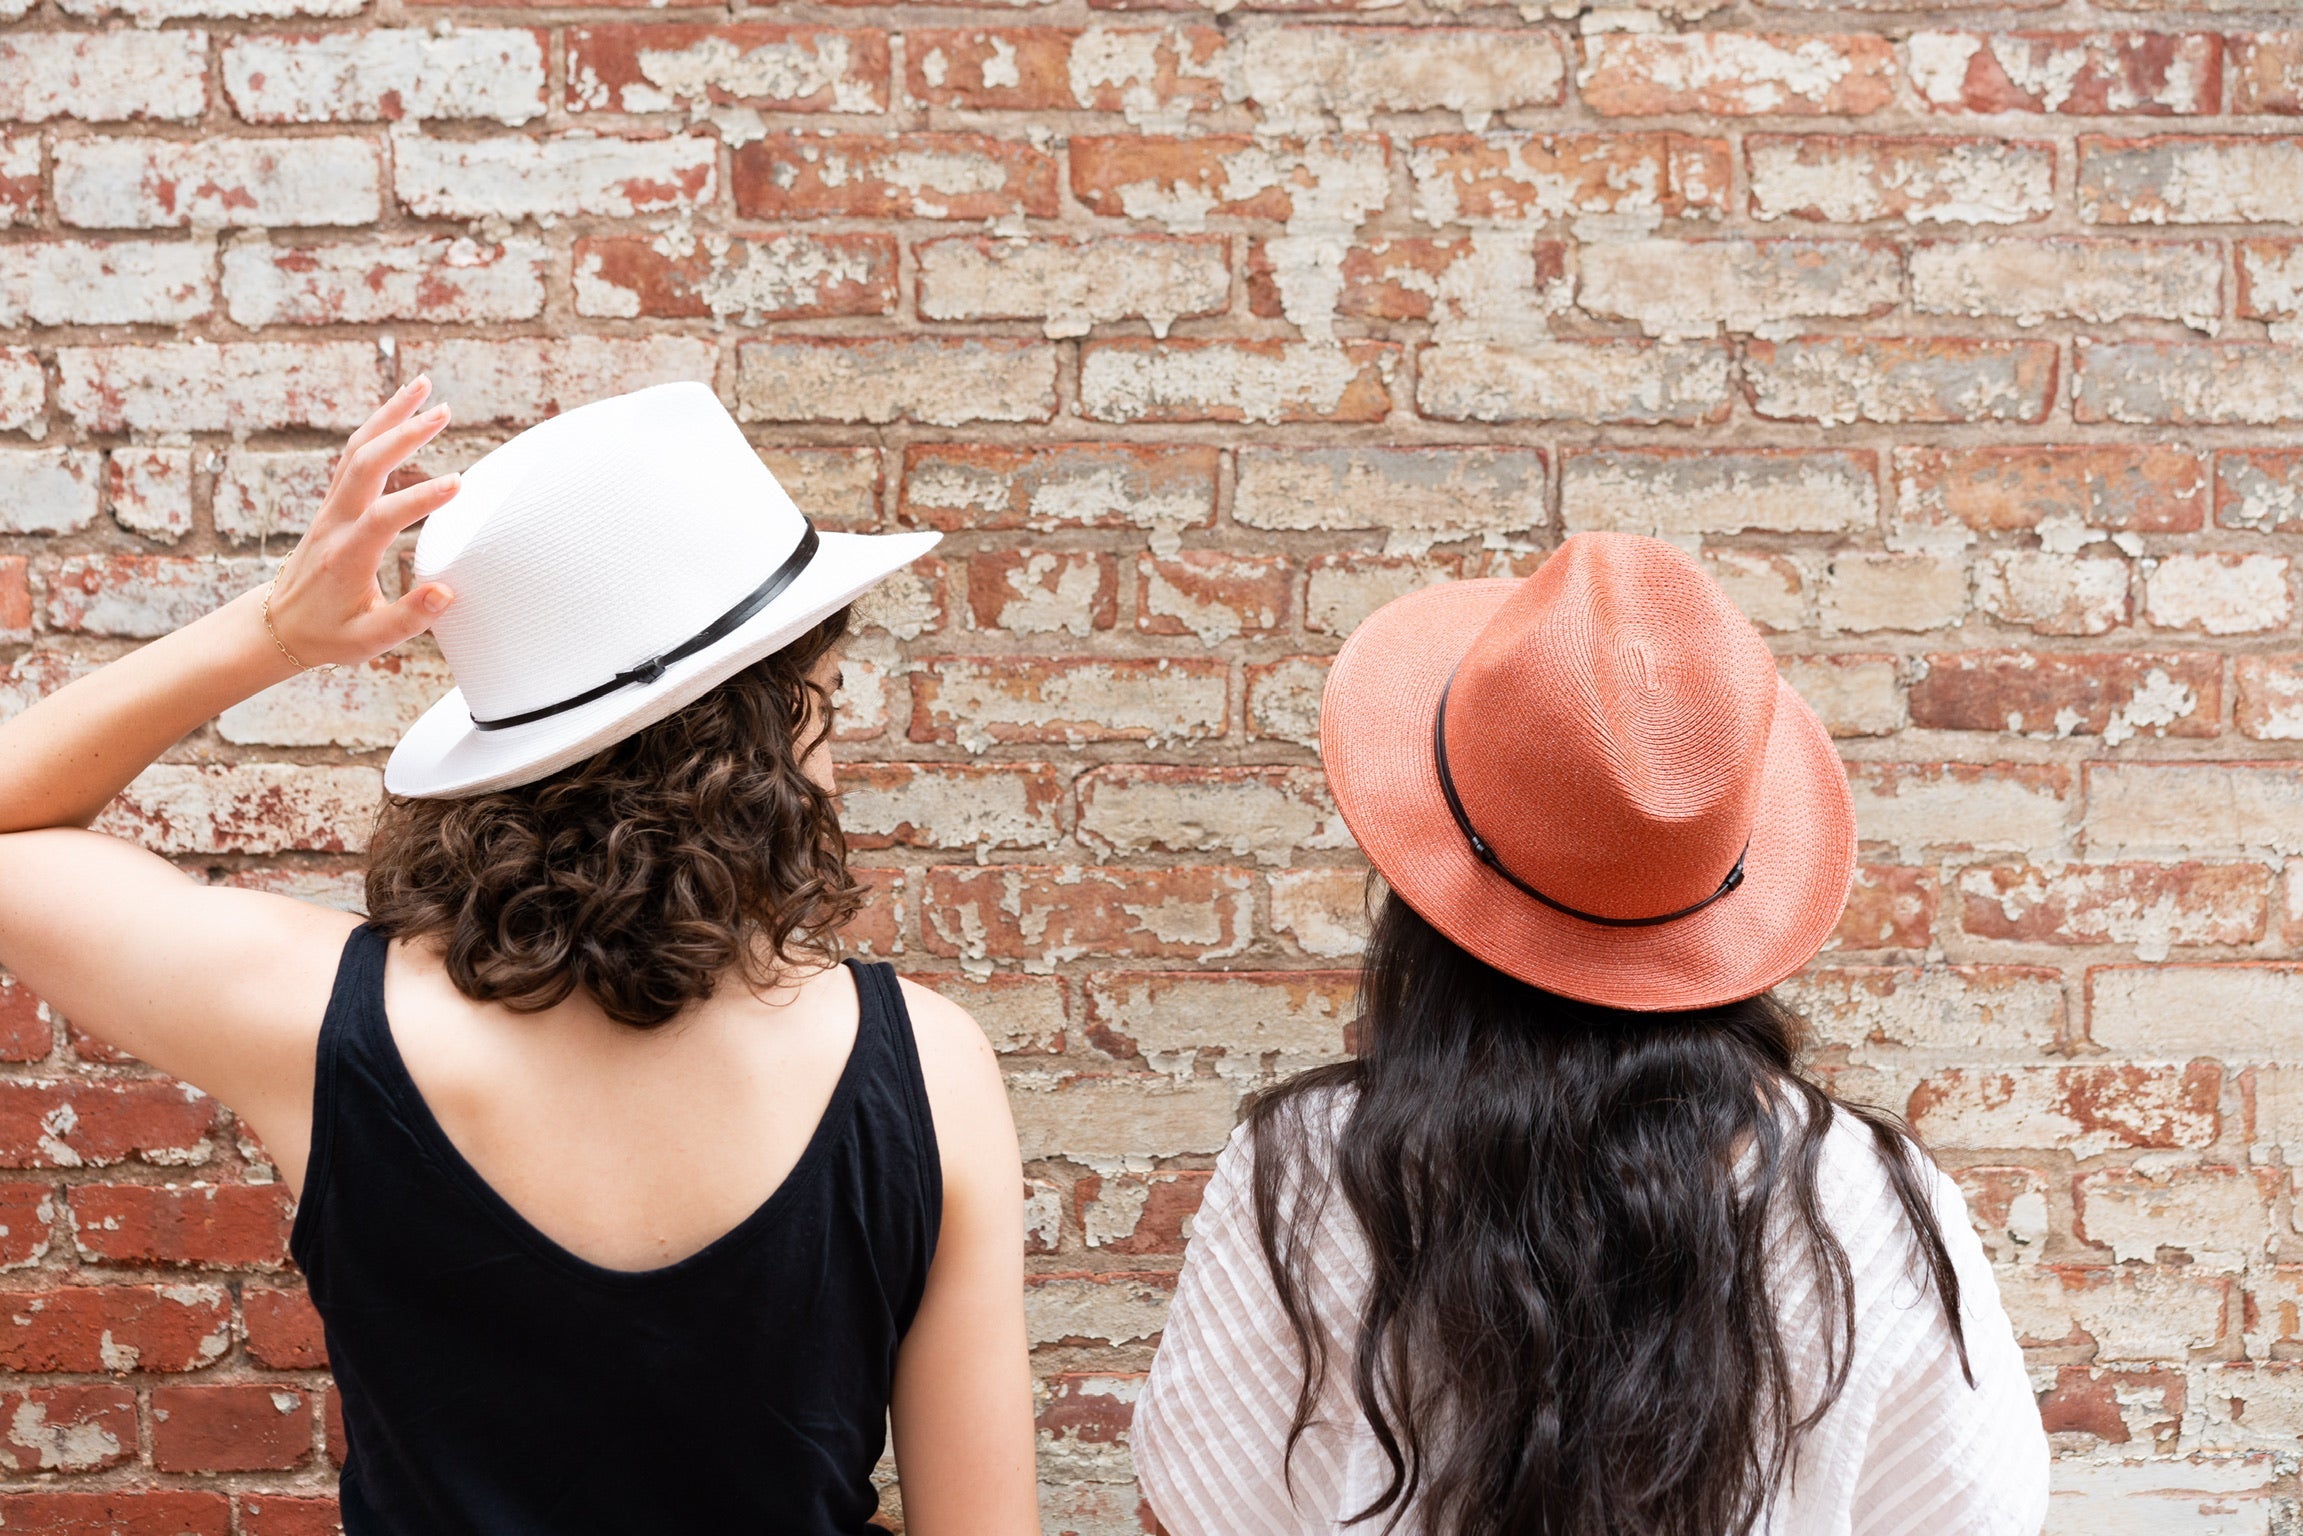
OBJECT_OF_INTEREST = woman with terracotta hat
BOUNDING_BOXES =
[0,380,1039,1534]
[1133,534,2047,1536]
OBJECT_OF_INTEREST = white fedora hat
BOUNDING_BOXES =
[384,380,938,799]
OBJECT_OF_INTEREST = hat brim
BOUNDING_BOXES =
[1319,579,1855,1012]
[384,529,940,799]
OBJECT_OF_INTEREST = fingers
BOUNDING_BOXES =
[340,375,432,467]
[345,582,454,658]
[326,404,450,526]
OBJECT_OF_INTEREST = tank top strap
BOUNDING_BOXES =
[290,921,391,1278]
[841,958,942,1255]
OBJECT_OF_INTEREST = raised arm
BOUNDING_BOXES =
[0,378,461,1189]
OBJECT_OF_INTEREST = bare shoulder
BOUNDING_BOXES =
[897,976,999,1071]
[894,976,1014,1162]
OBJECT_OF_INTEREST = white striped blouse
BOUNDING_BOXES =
[1133,1096,2048,1536]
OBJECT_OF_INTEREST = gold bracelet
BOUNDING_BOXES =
[261,566,337,675]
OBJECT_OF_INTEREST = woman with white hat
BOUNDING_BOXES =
[0,378,1038,1534]
[1132,535,2048,1536]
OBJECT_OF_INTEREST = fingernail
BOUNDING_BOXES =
[422,585,452,614]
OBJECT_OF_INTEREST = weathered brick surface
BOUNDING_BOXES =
[0,2,2294,1519]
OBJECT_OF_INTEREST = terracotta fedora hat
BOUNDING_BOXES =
[1320,532,1854,1012]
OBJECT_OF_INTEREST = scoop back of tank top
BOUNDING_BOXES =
[289,924,941,1536]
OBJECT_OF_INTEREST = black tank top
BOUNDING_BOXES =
[289,925,941,1535]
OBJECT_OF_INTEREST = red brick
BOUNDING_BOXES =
[1080,339,1396,424]
[1073,1170,1210,1255]
[1579,34,1894,117]
[1909,651,2220,740]
[0,556,29,644]
[1826,865,1937,951]
[911,658,1228,748]
[0,970,53,1061]
[0,1284,232,1373]
[1037,1370,1142,1444]
[966,552,1119,635]
[1914,32,2221,115]
[1909,1063,2221,1153]
[0,1182,54,1267]
[323,1389,345,1467]
[2238,657,2303,742]
[0,1493,230,1535]
[924,866,1252,963]
[2219,449,2303,532]
[907,27,1223,111]
[69,1183,295,1268]
[1250,236,1567,322]
[836,762,1067,852]
[238,1496,342,1536]
[1747,135,2055,225]
[899,444,1218,535]
[1409,132,1727,223]
[1744,337,2057,425]
[1958,862,2270,947]
[242,1287,328,1369]
[2239,238,2303,321]
[0,1385,136,1474]
[152,1385,313,1473]
[1137,553,1292,641]
[1071,134,1387,222]
[0,1081,219,1169]
[1894,445,2206,535]
[566,26,887,112]
[732,134,1056,220]
[844,867,906,958]
[395,133,715,221]
[2232,32,2303,114]
[2036,1363,2184,1450]
[573,233,895,320]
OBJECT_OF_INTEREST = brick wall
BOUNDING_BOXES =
[0,0,2296,1528]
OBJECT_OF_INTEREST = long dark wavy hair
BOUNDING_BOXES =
[365,610,860,1029]
[1247,888,1970,1536]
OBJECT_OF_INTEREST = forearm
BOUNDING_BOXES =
[0,585,296,833]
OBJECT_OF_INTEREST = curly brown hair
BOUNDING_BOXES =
[364,610,861,1029]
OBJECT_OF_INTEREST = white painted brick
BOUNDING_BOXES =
[55,138,381,230]
[1234,447,1544,555]
[213,449,334,543]
[915,236,1227,340]
[0,449,99,535]
[55,342,385,434]
[0,30,207,122]
[394,132,715,221]
[218,655,453,749]
[224,28,546,125]
[2144,553,2294,635]
[0,241,212,327]
[1816,552,1967,633]
[107,449,193,544]
[224,236,547,327]
[2086,765,2303,858]
[1974,551,2130,637]
[397,337,718,427]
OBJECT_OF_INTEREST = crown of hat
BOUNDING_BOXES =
[412,383,806,725]
[1442,533,1778,925]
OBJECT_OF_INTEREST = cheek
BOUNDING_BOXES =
[800,723,836,794]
